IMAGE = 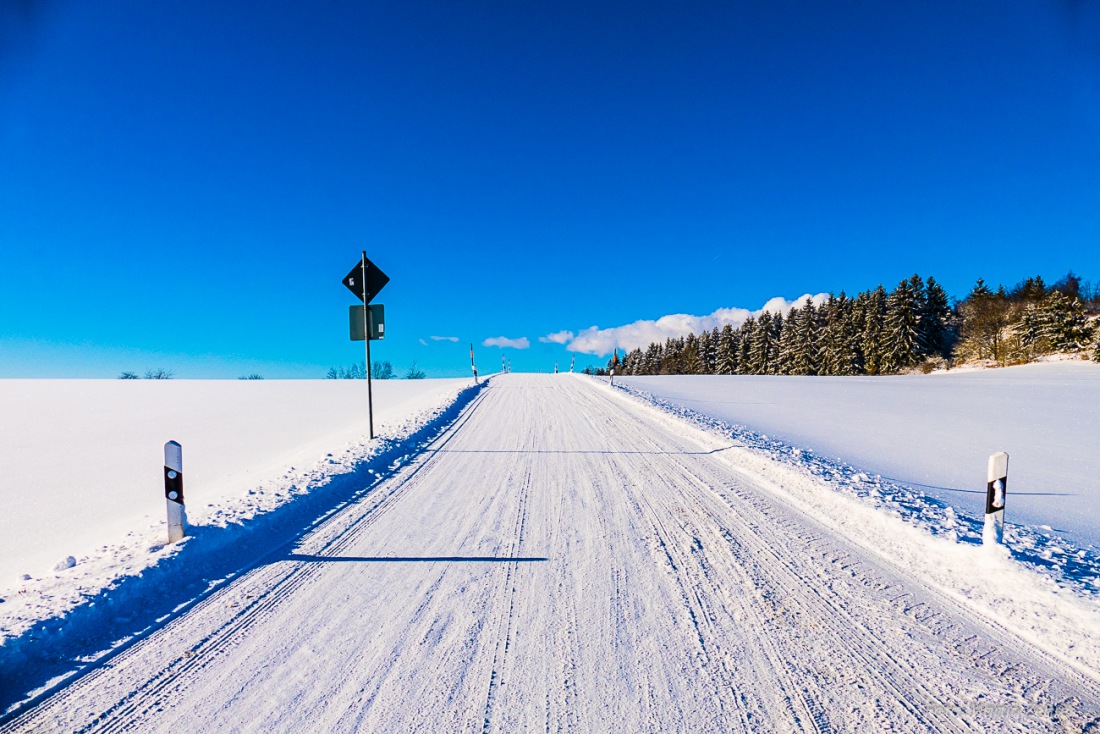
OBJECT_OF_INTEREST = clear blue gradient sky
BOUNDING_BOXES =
[1,0,1098,377]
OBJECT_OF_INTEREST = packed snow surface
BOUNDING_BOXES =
[4,374,1100,731]
[620,362,1100,551]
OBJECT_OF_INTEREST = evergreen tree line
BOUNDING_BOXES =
[607,272,1100,377]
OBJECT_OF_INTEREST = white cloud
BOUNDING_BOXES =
[757,293,827,315]
[565,293,829,356]
[430,336,459,342]
[483,336,530,349]
[539,330,574,344]
[419,338,429,346]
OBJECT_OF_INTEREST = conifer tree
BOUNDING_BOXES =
[783,302,818,375]
[861,285,889,374]
[920,277,952,357]
[767,313,785,374]
[1019,291,1094,354]
[884,277,922,371]
[682,334,705,374]
[748,313,774,374]
[729,327,743,374]
[798,302,821,375]
[694,329,713,374]
[821,293,860,375]
[848,292,870,375]
[716,324,737,375]
[660,337,685,374]
[643,343,661,375]
[1011,275,1047,304]
[737,317,755,373]
[707,327,720,373]
[775,305,800,375]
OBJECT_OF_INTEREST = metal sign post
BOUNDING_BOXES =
[342,251,390,440]
[362,255,374,438]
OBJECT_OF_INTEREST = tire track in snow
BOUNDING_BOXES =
[3,388,495,734]
[479,436,531,733]
[570,378,1100,731]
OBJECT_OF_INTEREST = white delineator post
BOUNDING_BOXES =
[164,440,187,544]
[983,451,1009,546]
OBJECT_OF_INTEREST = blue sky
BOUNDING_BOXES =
[1,0,1098,377]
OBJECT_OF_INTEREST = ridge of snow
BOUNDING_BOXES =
[611,378,1100,599]
[0,379,488,656]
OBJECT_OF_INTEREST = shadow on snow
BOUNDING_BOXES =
[0,379,491,723]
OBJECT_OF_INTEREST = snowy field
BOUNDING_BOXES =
[618,361,1100,593]
[4,373,1100,731]
[0,377,477,641]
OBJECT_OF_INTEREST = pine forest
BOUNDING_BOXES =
[604,273,1100,377]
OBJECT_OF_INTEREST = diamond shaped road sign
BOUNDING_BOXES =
[342,253,390,304]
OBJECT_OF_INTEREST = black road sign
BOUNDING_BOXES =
[343,254,390,304]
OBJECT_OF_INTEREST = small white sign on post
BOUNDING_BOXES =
[983,451,1009,546]
[164,440,187,544]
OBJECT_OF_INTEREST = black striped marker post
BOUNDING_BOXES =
[983,451,1009,546]
[164,440,187,544]
[470,343,478,384]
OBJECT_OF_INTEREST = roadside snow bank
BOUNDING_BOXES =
[600,375,1100,679]
[0,378,479,647]
[617,363,1100,584]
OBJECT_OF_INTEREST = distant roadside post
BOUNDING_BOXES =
[343,251,390,440]
[470,343,478,384]
[983,451,1009,545]
[164,441,187,544]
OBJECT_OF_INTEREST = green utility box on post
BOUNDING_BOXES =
[350,304,385,341]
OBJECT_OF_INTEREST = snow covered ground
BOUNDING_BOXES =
[618,360,1100,595]
[0,377,478,643]
[4,374,1100,731]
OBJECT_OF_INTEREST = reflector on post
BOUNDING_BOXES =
[164,440,187,544]
[983,451,1009,546]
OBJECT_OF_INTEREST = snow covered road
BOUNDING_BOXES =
[5,374,1100,732]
